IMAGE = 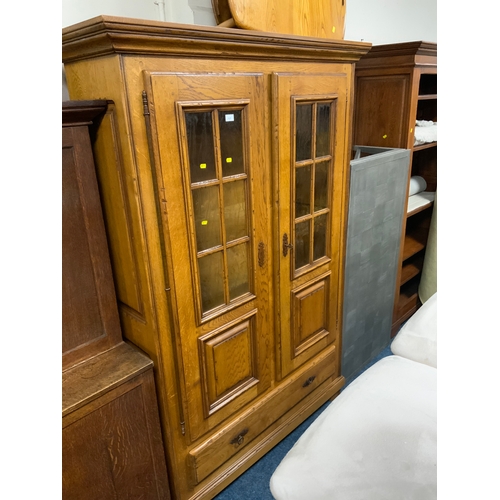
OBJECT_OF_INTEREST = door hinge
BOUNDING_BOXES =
[258,241,265,267]
[181,421,185,435]
[142,90,150,116]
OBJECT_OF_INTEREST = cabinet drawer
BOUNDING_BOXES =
[188,346,338,484]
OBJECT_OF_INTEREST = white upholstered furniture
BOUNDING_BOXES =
[270,293,437,500]
[392,292,437,368]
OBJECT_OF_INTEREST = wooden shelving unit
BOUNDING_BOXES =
[353,41,437,336]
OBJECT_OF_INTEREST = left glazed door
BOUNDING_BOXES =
[143,72,273,442]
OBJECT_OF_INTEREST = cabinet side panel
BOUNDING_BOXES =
[65,57,161,360]
[92,106,144,316]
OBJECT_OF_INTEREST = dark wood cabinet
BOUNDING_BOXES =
[62,101,170,500]
[352,41,437,335]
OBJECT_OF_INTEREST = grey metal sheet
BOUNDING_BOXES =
[342,146,410,381]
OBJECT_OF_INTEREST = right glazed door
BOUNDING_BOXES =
[274,73,348,378]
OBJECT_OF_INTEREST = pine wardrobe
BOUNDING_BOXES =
[62,16,370,500]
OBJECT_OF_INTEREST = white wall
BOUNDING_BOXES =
[345,0,436,44]
[62,0,436,44]
[62,0,194,27]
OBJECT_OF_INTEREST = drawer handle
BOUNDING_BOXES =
[230,428,249,447]
[302,376,316,388]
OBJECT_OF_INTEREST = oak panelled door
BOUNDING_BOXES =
[144,72,272,442]
[274,73,348,378]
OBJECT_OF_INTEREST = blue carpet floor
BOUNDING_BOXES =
[214,343,393,499]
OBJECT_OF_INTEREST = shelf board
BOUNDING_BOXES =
[407,191,435,216]
[402,229,428,262]
[400,254,424,286]
[413,141,437,152]
[417,94,437,100]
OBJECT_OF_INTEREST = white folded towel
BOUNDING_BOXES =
[415,120,435,127]
[414,120,437,145]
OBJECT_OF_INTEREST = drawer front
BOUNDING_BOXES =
[399,293,419,319]
[188,346,338,484]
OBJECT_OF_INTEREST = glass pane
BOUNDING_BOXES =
[219,110,245,177]
[295,165,311,218]
[227,243,250,300]
[198,252,225,313]
[295,220,311,270]
[295,104,313,162]
[185,112,217,183]
[192,186,221,252]
[224,180,248,242]
[316,103,331,157]
[313,213,328,261]
[314,161,330,212]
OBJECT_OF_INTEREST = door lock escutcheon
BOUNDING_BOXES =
[282,233,293,257]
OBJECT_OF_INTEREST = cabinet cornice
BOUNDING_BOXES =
[62,15,371,64]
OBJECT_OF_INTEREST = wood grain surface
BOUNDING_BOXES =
[213,0,346,39]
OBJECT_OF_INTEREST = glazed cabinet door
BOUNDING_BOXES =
[143,72,273,442]
[274,73,348,378]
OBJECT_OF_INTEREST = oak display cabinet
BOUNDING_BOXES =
[62,17,370,500]
[352,41,437,336]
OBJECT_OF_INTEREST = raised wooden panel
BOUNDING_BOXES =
[354,74,410,149]
[62,103,123,371]
[62,132,105,353]
[198,312,258,416]
[292,277,330,356]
